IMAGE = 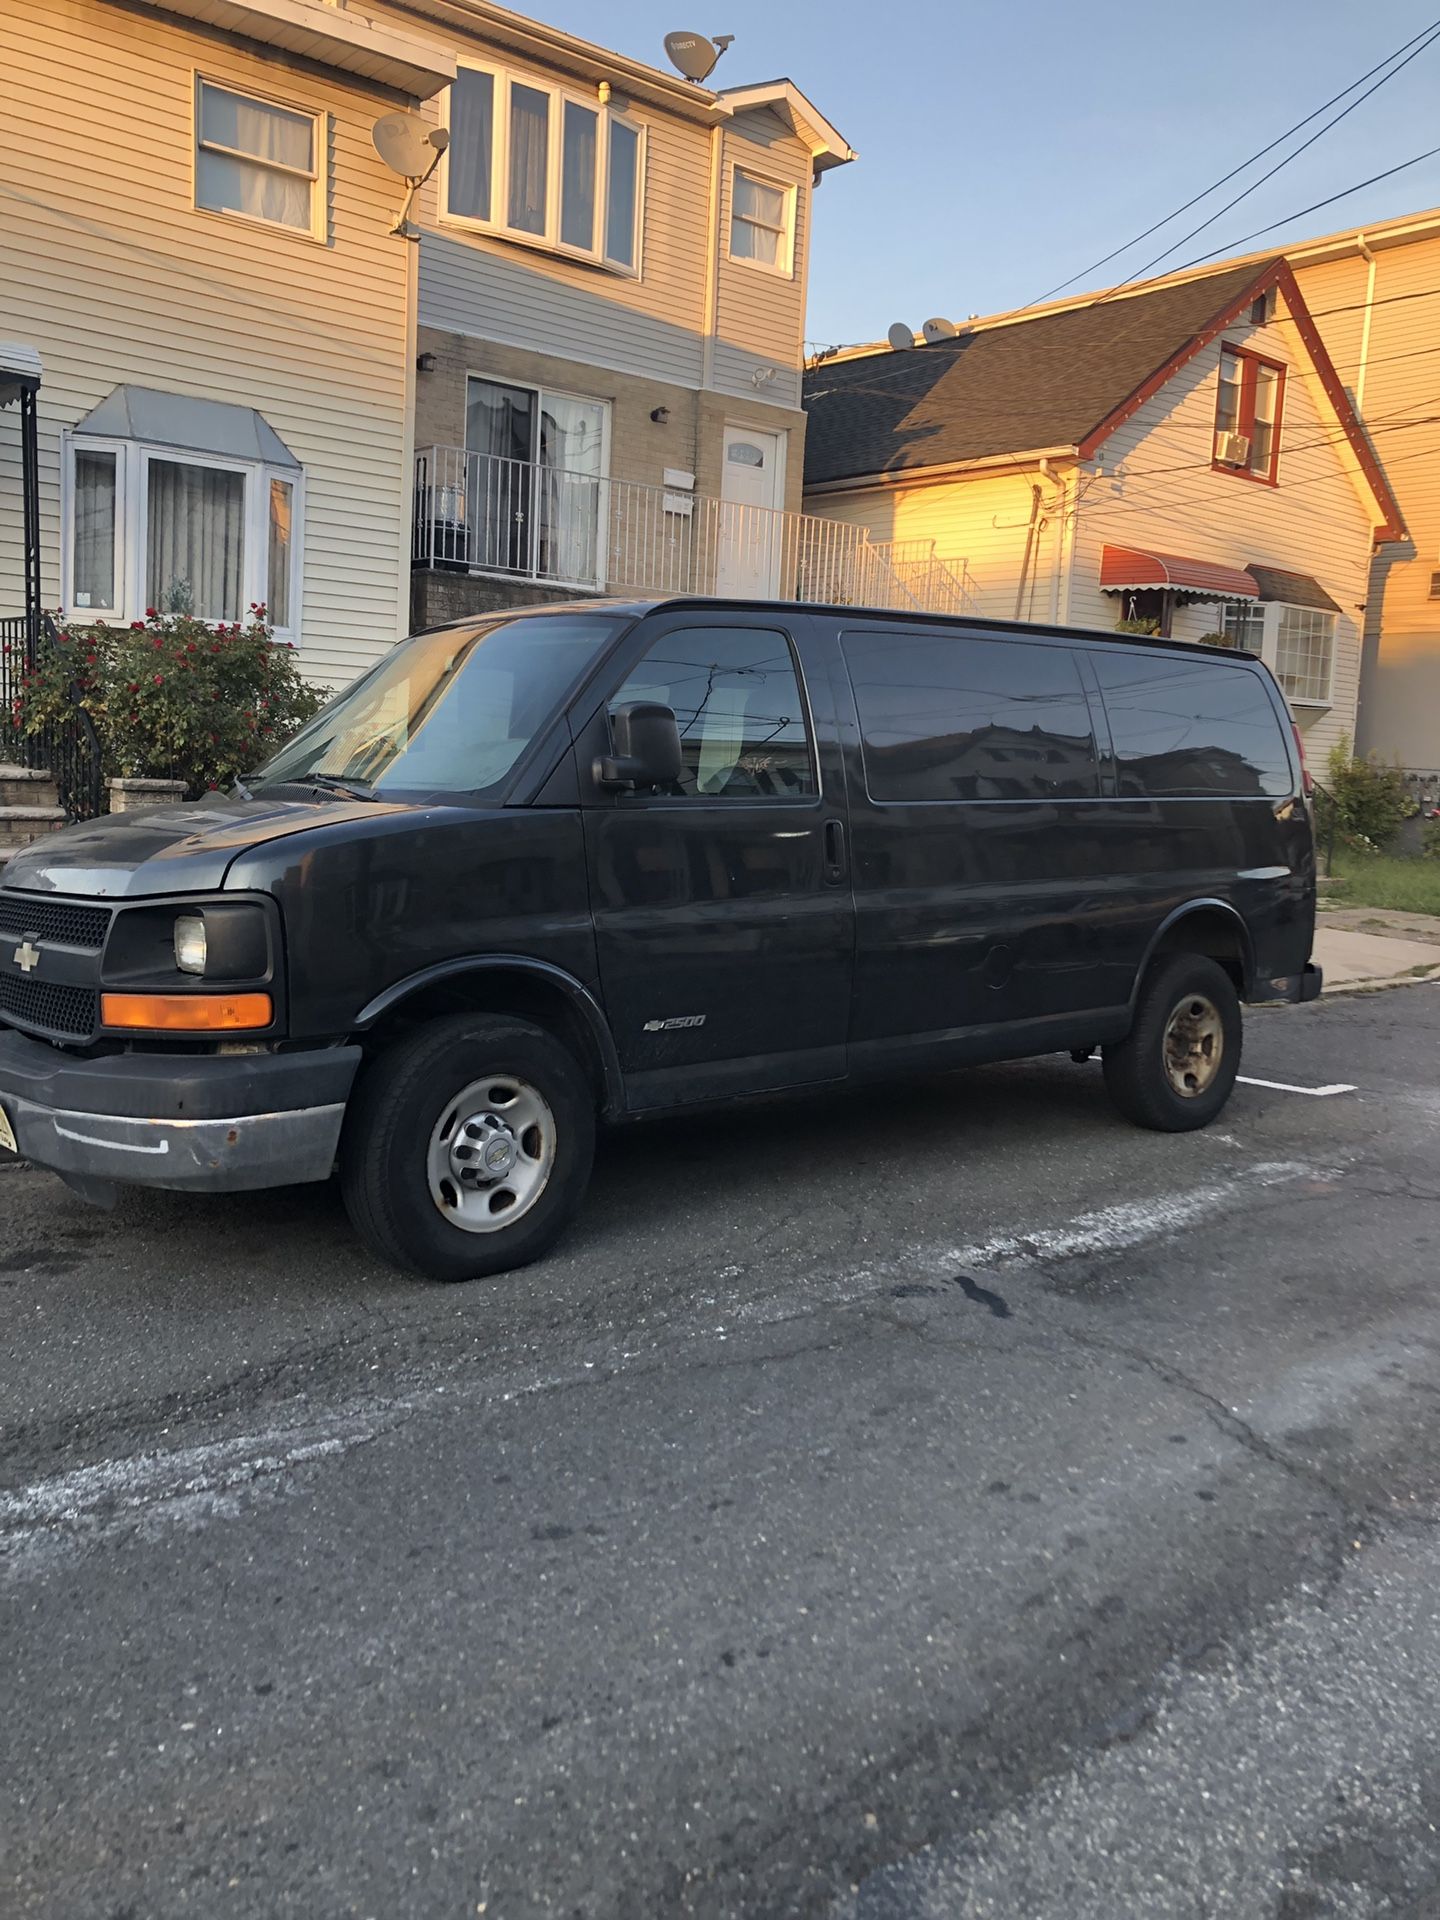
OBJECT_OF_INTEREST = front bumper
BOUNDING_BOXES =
[0,1027,361,1195]
[1249,962,1324,1006]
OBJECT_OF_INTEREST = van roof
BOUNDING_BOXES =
[474,596,1260,664]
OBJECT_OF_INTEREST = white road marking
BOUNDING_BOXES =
[1237,1076,1357,1097]
[2,1163,1328,1573]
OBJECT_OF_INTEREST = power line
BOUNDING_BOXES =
[1085,22,1440,304]
[1150,144,1440,282]
[1029,15,1440,305]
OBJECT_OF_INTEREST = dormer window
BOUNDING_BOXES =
[1214,345,1284,484]
[444,62,644,275]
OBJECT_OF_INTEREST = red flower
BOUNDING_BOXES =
[130,621,145,631]
[185,643,197,654]
[127,682,139,694]
[153,672,164,685]
[145,607,158,618]
[154,637,165,650]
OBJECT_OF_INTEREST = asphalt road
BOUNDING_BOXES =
[3,982,1440,1919]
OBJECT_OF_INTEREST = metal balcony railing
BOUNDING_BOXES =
[413,447,979,618]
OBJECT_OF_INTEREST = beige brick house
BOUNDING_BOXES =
[373,3,857,628]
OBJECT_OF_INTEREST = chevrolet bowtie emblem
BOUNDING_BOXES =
[14,940,40,973]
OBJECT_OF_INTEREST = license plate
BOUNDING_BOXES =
[0,1102,16,1156]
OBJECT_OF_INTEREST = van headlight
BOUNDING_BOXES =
[174,914,208,975]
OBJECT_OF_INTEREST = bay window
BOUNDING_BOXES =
[1213,345,1285,482]
[64,437,303,637]
[1219,601,1335,707]
[445,61,644,273]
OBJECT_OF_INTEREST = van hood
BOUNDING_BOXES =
[0,793,420,897]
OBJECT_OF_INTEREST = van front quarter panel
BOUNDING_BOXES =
[228,808,600,1042]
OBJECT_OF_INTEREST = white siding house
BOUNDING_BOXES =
[0,0,452,685]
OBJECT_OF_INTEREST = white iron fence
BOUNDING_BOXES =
[414,447,978,617]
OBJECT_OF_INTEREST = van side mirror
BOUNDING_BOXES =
[596,701,683,791]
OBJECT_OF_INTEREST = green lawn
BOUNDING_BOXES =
[1325,847,1440,917]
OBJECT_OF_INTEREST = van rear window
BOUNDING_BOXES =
[842,630,1098,802]
[1092,652,1293,798]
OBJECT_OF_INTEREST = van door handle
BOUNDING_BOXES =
[823,816,847,885]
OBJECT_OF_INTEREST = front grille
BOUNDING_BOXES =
[0,893,111,951]
[0,971,98,1043]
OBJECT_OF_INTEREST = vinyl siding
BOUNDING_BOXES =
[409,39,710,387]
[804,471,1064,623]
[711,111,812,411]
[0,0,414,688]
[1296,236,1440,772]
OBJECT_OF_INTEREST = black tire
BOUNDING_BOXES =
[340,1014,596,1281]
[1102,954,1242,1132]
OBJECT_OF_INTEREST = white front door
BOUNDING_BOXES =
[717,426,785,597]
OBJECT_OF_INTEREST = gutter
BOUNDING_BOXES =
[804,445,1079,495]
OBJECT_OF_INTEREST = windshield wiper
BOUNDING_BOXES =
[303,772,379,801]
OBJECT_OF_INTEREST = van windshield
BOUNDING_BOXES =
[251,613,625,798]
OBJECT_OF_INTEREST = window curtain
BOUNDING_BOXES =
[146,460,245,620]
[606,122,639,267]
[267,479,293,629]
[537,395,604,585]
[197,85,313,228]
[466,380,536,573]
[72,449,117,609]
[447,70,494,220]
[732,173,785,267]
[507,85,549,234]
[560,102,597,249]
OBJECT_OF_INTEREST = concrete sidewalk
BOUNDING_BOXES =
[1312,921,1440,992]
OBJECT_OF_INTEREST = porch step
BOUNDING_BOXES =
[0,804,67,850]
[0,764,61,811]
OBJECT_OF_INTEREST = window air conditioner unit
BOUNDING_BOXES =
[1215,430,1251,467]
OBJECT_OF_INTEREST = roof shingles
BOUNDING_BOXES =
[803,263,1271,484]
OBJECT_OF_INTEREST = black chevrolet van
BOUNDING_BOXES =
[0,599,1320,1279]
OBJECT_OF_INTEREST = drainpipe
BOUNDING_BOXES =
[1013,482,1045,621]
[1354,235,1377,414]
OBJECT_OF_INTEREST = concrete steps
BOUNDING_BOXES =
[0,765,65,872]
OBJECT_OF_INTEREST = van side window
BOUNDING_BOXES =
[1091,652,1293,798]
[611,626,816,799]
[842,630,1097,802]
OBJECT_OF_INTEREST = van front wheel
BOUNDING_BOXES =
[341,1014,596,1281]
[1103,955,1242,1132]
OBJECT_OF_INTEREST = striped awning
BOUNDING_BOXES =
[1100,544,1258,600]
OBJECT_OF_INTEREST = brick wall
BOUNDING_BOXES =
[411,568,597,631]
[415,326,806,514]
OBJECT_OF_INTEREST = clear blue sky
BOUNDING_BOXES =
[534,0,1440,346]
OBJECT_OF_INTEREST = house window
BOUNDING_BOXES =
[195,80,319,235]
[461,375,610,584]
[444,62,643,273]
[1274,605,1335,705]
[1220,603,1266,652]
[65,439,303,636]
[729,167,794,274]
[1214,345,1284,482]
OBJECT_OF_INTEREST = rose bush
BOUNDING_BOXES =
[12,608,325,798]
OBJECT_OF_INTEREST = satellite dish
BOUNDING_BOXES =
[663,29,733,82]
[922,316,960,343]
[372,111,448,180]
[886,322,916,350]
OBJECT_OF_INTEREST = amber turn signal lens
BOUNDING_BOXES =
[100,992,273,1032]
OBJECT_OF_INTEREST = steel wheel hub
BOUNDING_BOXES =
[1163,994,1224,1098]
[426,1075,556,1234]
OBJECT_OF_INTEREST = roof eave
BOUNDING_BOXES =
[143,0,456,96]
[716,80,855,169]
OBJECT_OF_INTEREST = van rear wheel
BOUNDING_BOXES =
[341,1014,595,1281]
[1103,954,1242,1132]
